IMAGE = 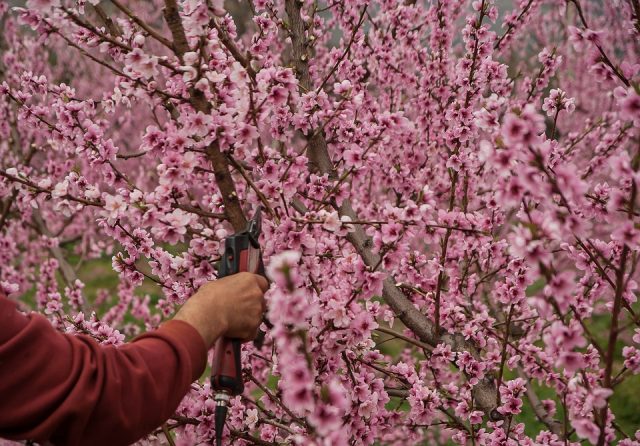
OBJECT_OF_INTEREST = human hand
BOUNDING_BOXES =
[173,272,269,348]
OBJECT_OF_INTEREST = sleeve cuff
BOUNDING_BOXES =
[155,320,208,381]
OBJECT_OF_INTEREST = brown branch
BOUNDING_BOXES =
[174,203,225,219]
[62,7,129,51]
[495,305,514,405]
[494,0,535,50]
[227,155,275,219]
[570,0,630,87]
[434,227,452,335]
[0,187,19,231]
[204,144,247,231]
[628,0,640,35]
[111,0,174,50]
[284,0,335,176]
[284,0,497,414]
[247,374,307,428]
[0,169,103,207]
[92,4,123,37]
[229,429,279,446]
[169,415,199,426]
[597,247,629,446]
[386,388,409,398]
[162,0,247,231]
[162,0,190,58]
[162,423,176,446]
[210,19,255,80]
[520,369,563,436]
[597,179,637,445]
[61,7,181,76]
[0,144,36,231]
[375,325,434,352]
[164,415,280,446]
[117,150,148,160]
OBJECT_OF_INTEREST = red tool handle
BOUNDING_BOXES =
[211,337,243,395]
[211,248,263,396]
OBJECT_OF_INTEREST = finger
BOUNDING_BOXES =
[242,327,260,343]
[254,274,269,292]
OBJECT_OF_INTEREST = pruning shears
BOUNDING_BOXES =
[212,208,265,446]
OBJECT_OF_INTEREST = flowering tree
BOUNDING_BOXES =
[1,0,640,444]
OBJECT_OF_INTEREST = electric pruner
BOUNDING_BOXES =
[211,208,265,446]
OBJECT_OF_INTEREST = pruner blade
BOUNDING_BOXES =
[246,207,262,245]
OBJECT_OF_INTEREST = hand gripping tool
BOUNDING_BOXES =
[211,209,265,446]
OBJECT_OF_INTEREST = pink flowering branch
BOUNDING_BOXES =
[494,0,536,51]
[161,0,248,231]
[284,0,499,415]
[32,210,79,287]
[110,0,174,51]
[0,169,103,207]
[569,0,630,87]
[315,5,368,93]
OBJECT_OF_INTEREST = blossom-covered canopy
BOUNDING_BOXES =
[1,0,639,444]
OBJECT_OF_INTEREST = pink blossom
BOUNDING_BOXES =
[546,321,586,351]
[621,92,640,123]
[557,351,585,374]
[381,222,403,244]
[318,210,341,232]
[266,250,300,285]
[573,418,600,444]
[102,194,127,223]
[51,180,69,199]
[502,105,545,146]
[26,0,60,11]
[124,48,158,79]
[469,410,483,424]
[333,80,352,95]
[623,347,640,373]
[269,86,288,106]
[498,397,523,415]
[542,89,575,117]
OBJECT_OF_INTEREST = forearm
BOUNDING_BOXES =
[0,297,207,446]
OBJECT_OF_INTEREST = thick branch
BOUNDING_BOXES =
[284,0,497,413]
[284,0,335,176]
[163,0,190,58]
[162,0,247,231]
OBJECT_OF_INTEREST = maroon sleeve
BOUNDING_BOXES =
[0,295,207,446]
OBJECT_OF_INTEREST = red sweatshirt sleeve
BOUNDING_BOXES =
[0,295,207,446]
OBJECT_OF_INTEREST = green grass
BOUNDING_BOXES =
[19,253,166,338]
[611,373,640,436]
[77,256,164,322]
